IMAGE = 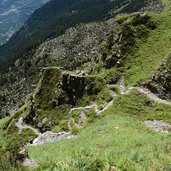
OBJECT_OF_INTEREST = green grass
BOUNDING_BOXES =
[32,68,71,131]
[114,90,171,132]
[34,67,61,110]
[90,4,171,86]
[28,114,171,171]
[0,120,34,171]
[71,108,97,124]
[123,10,171,85]
[27,90,171,171]
[162,0,171,7]
[3,120,37,155]
[0,116,9,129]
[143,103,171,123]
[87,11,171,86]
[111,90,171,123]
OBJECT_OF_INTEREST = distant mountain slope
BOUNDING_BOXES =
[0,0,49,45]
[0,0,157,73]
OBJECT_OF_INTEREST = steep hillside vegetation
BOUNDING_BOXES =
[0,18,116,118]
[27,99,171,171]
[1,70,171,170]
[0,66,111,169]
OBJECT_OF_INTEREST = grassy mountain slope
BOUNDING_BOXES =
[27,91,171,171]
[28,111,171,171]
[143,0,171,99]
[1,0,171,170]
[86,0,171,90]
[0,67,111,169]
[123,8,171,85]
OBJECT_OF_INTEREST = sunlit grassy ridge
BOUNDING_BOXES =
[123,0,171,85]
[111,90,171,123]
[86,6,171,86]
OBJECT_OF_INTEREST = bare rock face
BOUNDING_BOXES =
[144,120,171,132]
[145,56,171,100]
[56,71,106,106]
[34,18,117,70]
[140,0,164,13]
[15,148,38,167]
[57,73,86,105]
[29,131,76,146]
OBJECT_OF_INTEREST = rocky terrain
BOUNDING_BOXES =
[3,65,171,169]
[145,54,171,100]
[144,120,171,132]
[0,0,164,119]
[0,18,116,118]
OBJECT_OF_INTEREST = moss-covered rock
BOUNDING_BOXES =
[34,67,62,109]
[85,75,105,95]
[145,53,171,100]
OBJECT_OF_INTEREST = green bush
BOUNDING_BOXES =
[104,69,118,84]
[86,76,106,95]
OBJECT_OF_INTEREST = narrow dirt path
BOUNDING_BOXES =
[116,77,171,106]
[115,77,171,133]
[68,90,116,129]
[68,76,171,131]
[69,90,117,118]
[16,117,40,135]
[69,105,97,117]
[96,99,114,115]
[68,118,81,130]
[15,117,76,146]
[135,87,171,106]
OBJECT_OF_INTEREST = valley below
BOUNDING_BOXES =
[0,0,48,45]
